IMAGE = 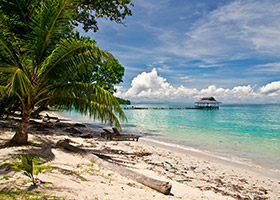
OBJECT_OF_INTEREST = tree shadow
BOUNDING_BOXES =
[29,120,104,140]
[15,136,55,163]
[26,185,39,191]
[82,145,151,169]
[0,135,56,177]
[1,117,146,171]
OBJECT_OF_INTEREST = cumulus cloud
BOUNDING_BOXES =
[259,81,280,96]
[115,69,280,103]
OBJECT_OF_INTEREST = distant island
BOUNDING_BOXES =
[116,97,131,105]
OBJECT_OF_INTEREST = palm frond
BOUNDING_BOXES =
[1,0,127,144]
[38,38,111,83]
[0,86,6,96]
[8,68,34,97]
[0,38,21,69]
[0,65,18,74]
[51,82,126,128]
[31,0,74,63]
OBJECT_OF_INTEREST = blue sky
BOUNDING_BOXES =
[80,0,280,103]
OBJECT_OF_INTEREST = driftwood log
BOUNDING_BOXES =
[56,139,172,195]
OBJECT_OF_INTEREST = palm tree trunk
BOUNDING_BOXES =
[11,112,30,145]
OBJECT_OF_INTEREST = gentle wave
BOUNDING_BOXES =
[55,104,280,173]
[140,137,280,174]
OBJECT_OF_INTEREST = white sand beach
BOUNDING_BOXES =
[0,111,279,200]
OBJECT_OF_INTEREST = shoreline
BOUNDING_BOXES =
[1,111,280,199]
[139,138,280,180]
[53,110,280,180]
[123,104,280,172]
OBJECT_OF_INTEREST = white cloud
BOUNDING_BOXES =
[179,76,193,82]
[121,68,167,97]
[157,0,280,62]
[136,0,171,15]
[146,59,175,73]
[116,69,280,103]
[259,81,280,96]
[254,63,280,73]
[197,63,224,68]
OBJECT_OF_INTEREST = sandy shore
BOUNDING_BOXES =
[0,112,279,200]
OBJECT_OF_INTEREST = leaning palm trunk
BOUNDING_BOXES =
[11,112,31,144]
[1,0,126,145]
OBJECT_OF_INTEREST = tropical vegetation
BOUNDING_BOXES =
[0,0,133,144]
[116,97,131,105]
[12,154,47,186]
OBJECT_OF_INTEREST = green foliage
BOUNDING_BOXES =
[0,95,20,118]
[0,0,133,35]
[2,155,55,186]
[116,97,131,105]
[1,175,12,180]
[69,170,87,181]
[71,55,125,93]
[0,0,127,144]
[12,155,42,186]
[73,0,134,32]
[70,35,125,93]
[0,191,64,200]
[94,58,125,92]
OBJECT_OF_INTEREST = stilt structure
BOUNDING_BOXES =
[194,97,221,109]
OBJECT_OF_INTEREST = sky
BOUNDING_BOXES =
[80,0,280,103]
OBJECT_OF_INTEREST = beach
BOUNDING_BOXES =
[0,111,280,200]
[60,104,280,172]
[1,0,280,199]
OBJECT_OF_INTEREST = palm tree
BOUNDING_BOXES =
[0,0,126,145]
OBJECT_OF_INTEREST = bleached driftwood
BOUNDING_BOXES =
[56,139,172,195]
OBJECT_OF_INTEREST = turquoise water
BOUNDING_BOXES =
[57,104,280,171]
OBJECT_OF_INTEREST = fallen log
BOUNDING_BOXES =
[56,139,172,195]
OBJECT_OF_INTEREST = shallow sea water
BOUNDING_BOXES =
[57,104,280,172]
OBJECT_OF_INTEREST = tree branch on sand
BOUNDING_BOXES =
[56,139,172,195]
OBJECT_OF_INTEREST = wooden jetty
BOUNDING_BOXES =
[124,97,221,110]
[124,106,218,110]
[124,106,196,110]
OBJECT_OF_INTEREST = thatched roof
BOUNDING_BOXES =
[195,97,221,104]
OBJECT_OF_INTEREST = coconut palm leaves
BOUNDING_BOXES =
[14,155,42,186]
[0,0,126,144]
[52,82,126,127]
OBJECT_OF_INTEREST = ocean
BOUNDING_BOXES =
[56,104,280,172]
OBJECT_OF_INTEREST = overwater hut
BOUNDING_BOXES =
[195,97,221,109]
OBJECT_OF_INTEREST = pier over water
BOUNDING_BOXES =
[125,97,221,110]
[124,106,219,110]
